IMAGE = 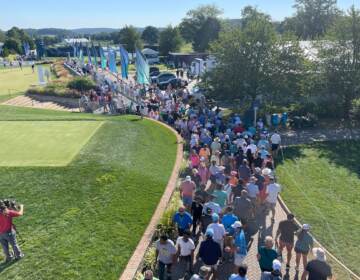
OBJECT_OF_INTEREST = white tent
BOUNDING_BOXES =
[142,48,159,55]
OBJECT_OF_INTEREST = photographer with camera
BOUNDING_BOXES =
[0,200,24,262]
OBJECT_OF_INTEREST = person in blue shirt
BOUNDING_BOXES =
[173,206,193,236]
[259,146,270,159]
[232,221,248,270]
[222,206,239,235]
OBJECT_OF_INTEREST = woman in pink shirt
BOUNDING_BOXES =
[190,150,200,169]
[198,161,209,186]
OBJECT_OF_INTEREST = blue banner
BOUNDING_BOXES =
[92,44,97,67]
[87,46,92,65]
[119,45,129,79]
[108,49,117,73]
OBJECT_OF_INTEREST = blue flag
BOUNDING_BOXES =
[119,45,129,79]
[92,44,97,67]
[108,49,117,73]
[99,46,107,70]
[87,46,92,65]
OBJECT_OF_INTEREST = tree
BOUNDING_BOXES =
[0,30,6,42]
[179,4,223,52]
[6,27,35,49]
[159,26,183,56]
[205,7,305,106]
[141,26,159,45]
[3,38,22,54]
[113,25,142,53]
[289,0,340,39]
[317,6,360,118]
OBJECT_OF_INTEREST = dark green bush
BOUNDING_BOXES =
[67,77,96,92]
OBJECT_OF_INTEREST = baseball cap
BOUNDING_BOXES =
[272,259,281,271]
[205,228,214,237]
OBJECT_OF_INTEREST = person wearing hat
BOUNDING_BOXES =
[301,248,333,280]
[265,176,281,222]
[261,259,282,280]
[172,206,193,236]
[198,229,222,279]
[233,190,254,223]
[211,137,221,154]
[191,197,203,236]
[246,176,260,207]
[180,176,196,209]
[203,193,222,215]
[200,207,214,235]
[222,206,239,235]
[275,213,299,269]
[295,224,314,271]
[189,265,211,280]
[232,221,248,270]
[238,159,251,183]
[206,213,226,250]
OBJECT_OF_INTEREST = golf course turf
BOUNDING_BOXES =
[277,141,360,276]
[0,106,177,279]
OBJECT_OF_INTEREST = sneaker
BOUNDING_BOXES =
[15,253,24,261]
[286,263,290,269]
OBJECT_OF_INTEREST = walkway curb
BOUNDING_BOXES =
[118,118,183,280]
[277,196,360,280]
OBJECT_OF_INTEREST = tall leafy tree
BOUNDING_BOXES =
[159,26,183,56]
[290,0,340,39]
[113,25,142,53]
[141,26,159,45]
[318,6,360,118]
[206,6,305,105]
[179,4,222,52]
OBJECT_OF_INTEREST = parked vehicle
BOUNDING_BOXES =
[158,78,188,90]
[189,56,217,78]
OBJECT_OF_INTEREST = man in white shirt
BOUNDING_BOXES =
[206,213,226,250]
[176,230,195,273]
[270,131,281,157]
[266,177,281,221]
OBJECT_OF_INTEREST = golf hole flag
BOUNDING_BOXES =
[119,45,129,79]
[135,48,150,85]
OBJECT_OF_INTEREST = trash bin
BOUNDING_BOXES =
[271,114,280,127]
[281,112,288,126]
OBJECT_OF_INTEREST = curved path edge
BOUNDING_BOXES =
[277,196,360,280]
[119,117,183,280]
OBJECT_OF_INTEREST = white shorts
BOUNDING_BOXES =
[234,254,246,266]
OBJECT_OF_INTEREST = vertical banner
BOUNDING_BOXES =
[79,49,85,65]
[108,49,117,73]
[87,46,92,65]
[99,46,107,70]
[92,44,97,67]
[37,65,46,85]
[135,48,150,85]
[73,45,76,58]
[119,45,129,79]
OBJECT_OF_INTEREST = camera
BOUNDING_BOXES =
[0,199,20,211]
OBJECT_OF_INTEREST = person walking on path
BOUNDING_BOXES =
[233,190,254,224]
[232,221,248,271]
[198,229,222,280]
[270,131,281,158]
[143,270,159,280]
[190,266,211,280]
[173,206,193,236]
[265,177,281,222]
[301,248,334,280]
[207,213,226,251]
[180,176,196,210]
[257,236,279,275]
[191,197,203,236]
[295,224,314,272]
[155,234,177,280]
[275,213,299,269]
[176,230,195,275]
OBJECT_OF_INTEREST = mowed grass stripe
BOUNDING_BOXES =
[0,121,103,166]
[277,141,360,276]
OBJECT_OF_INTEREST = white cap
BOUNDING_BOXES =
[231,221,242,229]
[313,247,326,261]
[185,176,191,182]
[272,259,281,271]
[302,224,310,230]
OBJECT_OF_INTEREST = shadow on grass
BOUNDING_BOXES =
[276,140,360,178]
[0,260,16,273]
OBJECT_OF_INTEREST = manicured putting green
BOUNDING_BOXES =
[0,121,103,166]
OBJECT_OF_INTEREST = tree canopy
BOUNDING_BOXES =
[113,26,142,53]
[159,26,183,56]
[141,26,159,45]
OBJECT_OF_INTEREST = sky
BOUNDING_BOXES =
[0,0,358,30]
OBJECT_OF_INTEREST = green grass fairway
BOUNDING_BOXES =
[0,121,103,166]
[0,106,177,279]
[277,141,360,276]
[0,66,49,102]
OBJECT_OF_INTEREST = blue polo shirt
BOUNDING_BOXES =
[222,214,238,234]
[173,212,193,230]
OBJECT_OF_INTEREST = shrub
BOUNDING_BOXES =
[67,77,96,92]
[350,98,360,123]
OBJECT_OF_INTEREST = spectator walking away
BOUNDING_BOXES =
[265,177,281,222]
[191,197,203,236]
[0,201,24,262]
[190,265,211,280]
[233,190,254,224]
[176,230,195,274]
[207,213,226,250]
[155,234,177,280]
[295,224,314,272]
[270,131,281,157]
[31,62,35,73]
[261,259,282,280]
[232,221,248,270]
[180,176,196,209]
[198,228,222,280]
[301,248,334,280]
[275,213,299,269]
[173,206,193,236]
[257,236,278,274]
[229,264,249,280]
